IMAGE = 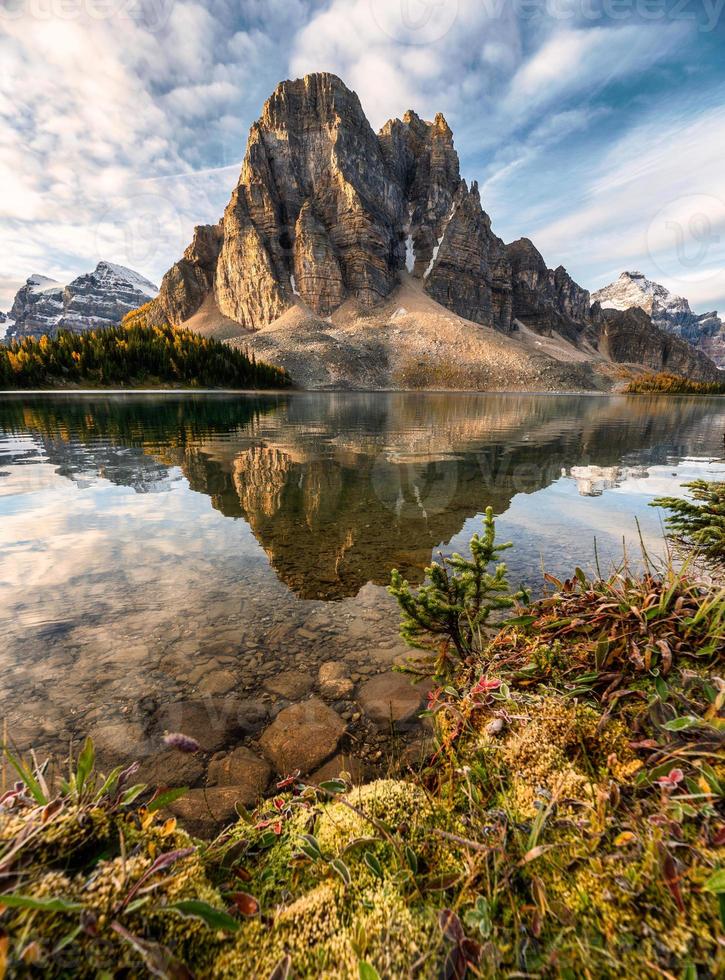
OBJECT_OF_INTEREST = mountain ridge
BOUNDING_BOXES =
[146,72,598,347]
[5,261,158,340]
[592,270,724,368]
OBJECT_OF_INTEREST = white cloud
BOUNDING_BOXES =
[503,22,686,120]
[0,0,308,302]
[289,0,522,129]
[531,100,725,309]
[0,0,720,320]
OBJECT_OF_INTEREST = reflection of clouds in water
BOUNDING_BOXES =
[603,460,725,498]
[568,458,725,499]
[445,458,725,584]
[1,393,724,762]
[0,461,69,498]
[0,468,274,639]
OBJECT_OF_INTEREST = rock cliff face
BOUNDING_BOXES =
[211,73,403,327]
[145,72,720,386]
[8,275,65,337]
[6,263,158,340]
[148,73,584,341]
[156,225,222,326]
[507,239,593,343]
[597,306,721,381]
[593,271,725,369]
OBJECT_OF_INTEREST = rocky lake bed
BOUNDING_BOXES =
[3,581,438,835]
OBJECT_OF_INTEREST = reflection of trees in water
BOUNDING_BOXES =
[0,394,285,493]
[2,393,723,598]
[0,394,284,450]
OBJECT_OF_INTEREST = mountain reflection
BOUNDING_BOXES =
[1,392,722,599]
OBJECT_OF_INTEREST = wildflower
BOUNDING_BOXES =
[163,732,200,754]
[276,770,301,789]
[470,676,501,698]
[656,769,684,790]
[427,687,445,711]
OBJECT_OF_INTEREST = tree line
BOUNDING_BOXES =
[0,316,291,390]
[625,371,725,395]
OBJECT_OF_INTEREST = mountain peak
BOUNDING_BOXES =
[140,73,720,385]
[433,112,452,134]
[27,274,63,292]
[7,262,158,340]
[91,261,159,295]
[264,72,362,120]
[593,271,724,368]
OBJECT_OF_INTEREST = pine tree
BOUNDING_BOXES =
[652,481,725,566]
[0,322,291,390]
[389,507,528,676]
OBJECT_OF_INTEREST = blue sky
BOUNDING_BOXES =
[1,0,724,313]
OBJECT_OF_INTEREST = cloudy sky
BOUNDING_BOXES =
[2,0,724,312]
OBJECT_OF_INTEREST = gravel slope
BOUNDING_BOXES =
[189,275,613,391]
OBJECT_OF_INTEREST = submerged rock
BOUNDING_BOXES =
[318,661,354,700]
[357,671,428,729]
[207,746,271,796]
[264,669,314,700]
[154,697,268,752]
[138,748,206,789]
[259,697,346,774]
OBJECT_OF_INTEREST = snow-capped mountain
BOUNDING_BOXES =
[6,275,65,337]
[5,262,158,340]
[592,271,724,368]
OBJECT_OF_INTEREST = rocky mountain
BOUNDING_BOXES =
[142,72,720,388]
[5,262,158,340]
[592,271,724,369]
[596,305,722,379]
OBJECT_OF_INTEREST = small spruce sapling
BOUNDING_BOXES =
[389,507,528,677]
[652,480,724,566]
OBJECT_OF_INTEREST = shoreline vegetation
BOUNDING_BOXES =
[0,320,291,391]
[1,509,723,976]
[625,372,725,395]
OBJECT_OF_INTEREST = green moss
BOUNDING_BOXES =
[0,805,231,977]
[216,875,438,979]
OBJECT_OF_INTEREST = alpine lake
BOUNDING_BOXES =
[1,391,724,822]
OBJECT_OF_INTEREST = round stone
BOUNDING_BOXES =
[138,749,205,789]
[318,661,354,699]
[207,746,271,799]
[169,787,250,837]
[264,669,314,700]
[259,697,346,775]
[357,672,428,730]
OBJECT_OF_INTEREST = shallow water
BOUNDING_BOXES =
[1,391,723,779]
